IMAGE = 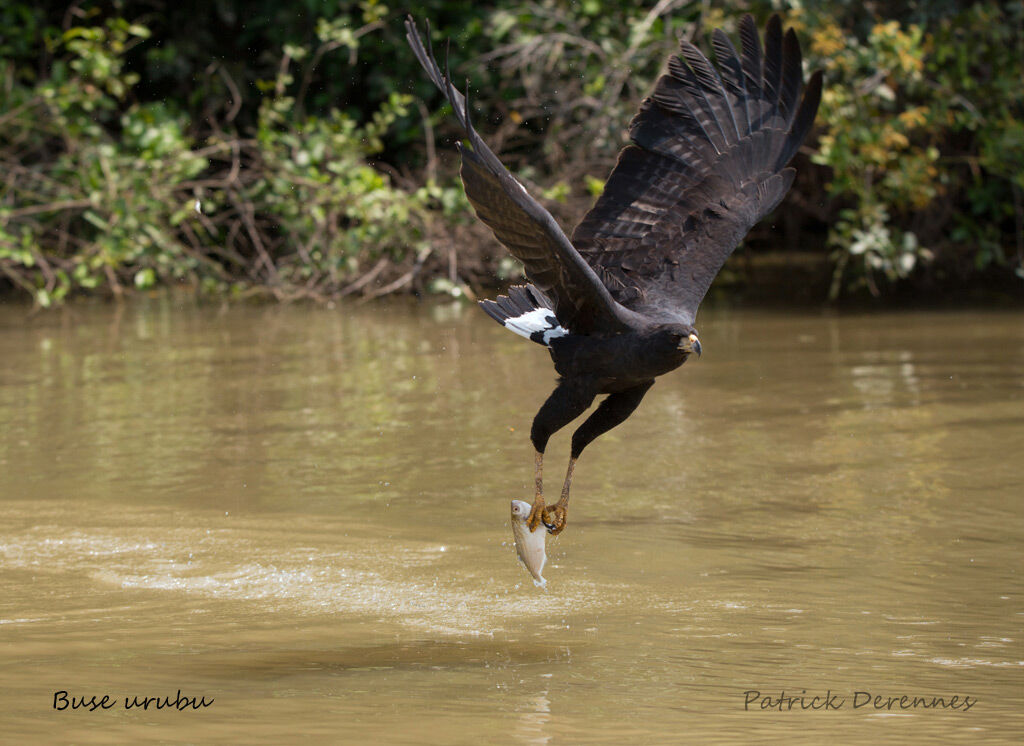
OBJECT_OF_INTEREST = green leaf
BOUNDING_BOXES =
[82,210,110,230]
[134,267,156,289]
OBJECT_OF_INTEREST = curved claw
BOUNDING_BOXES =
[542,505,567,536]
[526,502,544,533]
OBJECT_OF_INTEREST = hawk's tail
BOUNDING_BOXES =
[479,285,569,346]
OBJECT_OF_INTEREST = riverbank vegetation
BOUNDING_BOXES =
[1,1,1021,306]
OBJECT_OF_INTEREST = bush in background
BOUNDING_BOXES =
[0,10,469,305]
[801,1,1024,297]
[1,1,1021,306]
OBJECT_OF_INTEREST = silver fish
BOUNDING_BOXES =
[510,500,547,587]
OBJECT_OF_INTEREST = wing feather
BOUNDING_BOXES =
[659,59,726,153]
[677,41,740,143]
[762,15,784,124]
[779,28,804,126]
[711,29,750,138]
[777,71,822,169]
[738,15,764,117]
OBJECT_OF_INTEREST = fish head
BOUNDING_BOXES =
[510,499,532,522]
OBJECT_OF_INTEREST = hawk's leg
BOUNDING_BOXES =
[543,380,654,535]
[530,449,544,532]
[529,382,595,532]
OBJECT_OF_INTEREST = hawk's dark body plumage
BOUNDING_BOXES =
[405,14,821,536]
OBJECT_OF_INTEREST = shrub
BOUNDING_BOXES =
[0,13,467,305]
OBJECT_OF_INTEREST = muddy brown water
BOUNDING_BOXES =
[1,299,1021,743]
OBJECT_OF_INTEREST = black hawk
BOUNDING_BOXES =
[406,14,822,536]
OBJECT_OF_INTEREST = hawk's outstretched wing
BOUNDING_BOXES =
[571,15,822,325]
[406,18,642,335]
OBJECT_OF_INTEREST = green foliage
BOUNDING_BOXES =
[807,16,938,295]
[0,0,1021,305]
[478,0,702,174]
[801,1,1024,296]
[1,19,198,305]
[1,11,467,305]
